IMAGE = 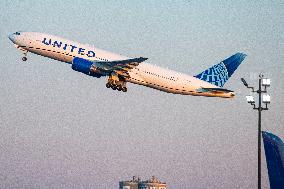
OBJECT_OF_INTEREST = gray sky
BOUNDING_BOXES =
[0,0,283,188]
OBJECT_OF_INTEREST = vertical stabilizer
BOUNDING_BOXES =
[194,53,247,87]
[262,131,284,189]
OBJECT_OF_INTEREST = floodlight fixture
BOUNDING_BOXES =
[262,78,270,86]
[246,95,255,103]
[262,94,271,103]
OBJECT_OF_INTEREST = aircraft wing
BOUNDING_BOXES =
[72,56,147,78]
[104,57,147,68]
[90,57,148,77]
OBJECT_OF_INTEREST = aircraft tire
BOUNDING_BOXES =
[22,57,27,61]
[122,87,127,92]
[111,85,117,90]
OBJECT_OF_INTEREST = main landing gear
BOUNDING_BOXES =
[22,57,27,61]
[106,74,127,92]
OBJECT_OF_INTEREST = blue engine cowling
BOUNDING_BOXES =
[72,57,103,78]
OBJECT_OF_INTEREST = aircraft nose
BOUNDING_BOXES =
[8,33,15,42]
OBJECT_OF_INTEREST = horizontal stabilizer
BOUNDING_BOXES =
[199,87,234,93]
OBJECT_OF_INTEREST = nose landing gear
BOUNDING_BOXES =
[15,45,28,62]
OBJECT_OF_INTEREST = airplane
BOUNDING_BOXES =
[8,31,246,98]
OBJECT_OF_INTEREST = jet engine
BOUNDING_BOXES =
[72,57,104,78]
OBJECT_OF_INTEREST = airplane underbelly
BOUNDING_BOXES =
[128,73,184,94]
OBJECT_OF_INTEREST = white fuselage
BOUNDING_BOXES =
[9,32,234,98]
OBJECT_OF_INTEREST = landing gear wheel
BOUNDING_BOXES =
[22,57,27,61]
[122,87,127,92]
[111,85,117,90]
[106,83,111,88]
[117,86,122,91]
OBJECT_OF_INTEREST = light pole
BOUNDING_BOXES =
[241,74,270,189]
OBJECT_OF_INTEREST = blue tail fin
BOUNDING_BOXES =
[194,53,247,87]
[262,131,284,189]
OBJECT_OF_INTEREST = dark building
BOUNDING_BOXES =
[119,176,167,189]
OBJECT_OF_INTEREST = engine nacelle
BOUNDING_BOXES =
[72,57,103,78]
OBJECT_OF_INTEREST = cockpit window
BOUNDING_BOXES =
[15,32,21,35]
